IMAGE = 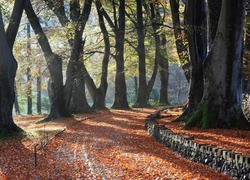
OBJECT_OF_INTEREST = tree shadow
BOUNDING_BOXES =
[52,109,229,179]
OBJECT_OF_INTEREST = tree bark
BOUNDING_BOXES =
[70,61,92,113]
[14,82,20,115]
[243,1,250,92]
[0,10,20,135]
[185,0,250,130]
[159,34,169,105]
[207,0,222,47]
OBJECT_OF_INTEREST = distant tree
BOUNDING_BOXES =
[169,0,190,81]
[155,4,170,105]
[26,23,32,115]
[99,0,129,109]
[81,0,111,110]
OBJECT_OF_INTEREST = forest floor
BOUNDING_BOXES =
[0,107,249,179]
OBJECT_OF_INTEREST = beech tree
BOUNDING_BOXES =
[133,0,169,107]
[24,0,72,120]
[98,0,129,109]
[0,2,23,135]
[184,0,250,129]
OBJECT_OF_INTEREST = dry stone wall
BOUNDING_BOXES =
[145,112,250,179]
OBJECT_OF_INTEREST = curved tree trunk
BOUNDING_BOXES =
[6,0,26,116]
[82,0,110,110]
[0,10,20,135]
[25,0,71,121]
[185,0,250,130]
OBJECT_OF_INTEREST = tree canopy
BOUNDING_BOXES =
[0,0,250,135]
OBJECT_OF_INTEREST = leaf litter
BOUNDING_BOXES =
[0,108,236,179]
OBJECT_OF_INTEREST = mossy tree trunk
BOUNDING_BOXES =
[185,0,250,130]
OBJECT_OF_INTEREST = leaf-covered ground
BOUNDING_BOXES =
[0,107,241,179]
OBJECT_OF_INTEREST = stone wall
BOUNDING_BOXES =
[242,94,250,121]
[145,113,250,179]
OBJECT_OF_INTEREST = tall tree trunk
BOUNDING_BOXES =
[145,2,159,101]
[111,0,130,109]
[134,0,148,107]
[175,0,207,122]
[159,34,169,105]
[37,65,41,114]
[185,0,250,130]
[25,0,71,121]
[27,23,32,115]
[64,0,93,113]
[170,0,190,81]
[0,10,20,135]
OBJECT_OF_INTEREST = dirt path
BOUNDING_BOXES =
[0,109,230,179]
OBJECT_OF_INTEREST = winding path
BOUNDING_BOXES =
[0,109,231,179]
[39,109,230,179]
